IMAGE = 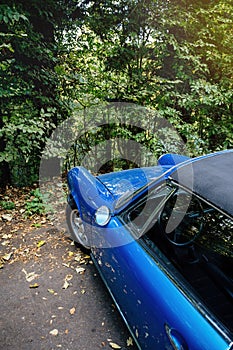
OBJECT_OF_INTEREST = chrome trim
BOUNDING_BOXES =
[227,342,233,350]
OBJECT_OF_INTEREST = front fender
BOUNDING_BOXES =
[67,167,114,226]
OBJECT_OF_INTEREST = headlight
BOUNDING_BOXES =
[95,205,111,226]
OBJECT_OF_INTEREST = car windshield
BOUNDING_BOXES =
[120,184,174,236]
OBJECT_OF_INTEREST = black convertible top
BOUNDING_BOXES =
[170,150,233,218]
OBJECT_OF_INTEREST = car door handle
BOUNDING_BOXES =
[165,324,189,350]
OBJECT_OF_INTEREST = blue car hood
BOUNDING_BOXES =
[67,154,190,215]
[97,166,170,201]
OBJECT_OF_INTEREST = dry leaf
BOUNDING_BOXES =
[37,240,46,248]
[75,267,85,274]
[48,288,55,294]
[2,214,13,221]
[109,342,121,349]
[69,307,76,315]
[2,234,12,239]
[49,329,59,336]
[62,263,70,268]
[63,274,74,290]
[0,258,4,269]
[83,254,90,259]
[74,255,81,262]
[62,280,69,289]
[127,337,133,346]
[2,252,13,261]
[65,274,73,281]
[29,283,39,288]
[1,241,10,246]
[22,268,39,282]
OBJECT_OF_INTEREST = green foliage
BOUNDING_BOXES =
[63,104,186,173]
[0,200,15,210]
[0,1,73,186]
[1,0,232,187]
[61,0,232,162]
[24,188,48,216]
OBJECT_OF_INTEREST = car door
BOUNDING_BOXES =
[91,184,232,350]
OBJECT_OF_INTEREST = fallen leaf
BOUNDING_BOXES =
[2,252,13,261]
[2,234,12,239]
[1,240,10,246]
[48,288,56,294]
[22,268,39,282]
[62,263,70,268]
[0,258,4,269]
[2,214,13,221]
[65,274,73,281]
[79,259,87,265]
[32,223,42,228]
[37,240,46,248]
[74,255,81,262]
[62,280,69,289]
[69,307,76,315]
[127,337,133,346]
[62,274,73,289]
[49,329,59,336]
[29,283,39,288]
[75,267,85,274]
[83,254,90,259]
[109,342,121,349]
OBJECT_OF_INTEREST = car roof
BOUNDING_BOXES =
[170,150,233,218]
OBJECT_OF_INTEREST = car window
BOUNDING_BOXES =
[122,184,174,236]
[201,209,233,258]
[139,185,233,335]
[159,188,233,258]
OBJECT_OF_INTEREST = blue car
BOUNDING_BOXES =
[66,150,233,350]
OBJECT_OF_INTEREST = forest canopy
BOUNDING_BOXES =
[0,0,232,186]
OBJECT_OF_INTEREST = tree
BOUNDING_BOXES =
[0,1,82,186]
[1,0,232,186]
[164,0,233,153]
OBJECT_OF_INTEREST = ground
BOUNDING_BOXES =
[0,187,138,350]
